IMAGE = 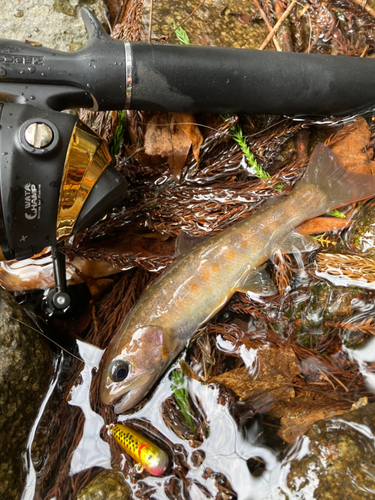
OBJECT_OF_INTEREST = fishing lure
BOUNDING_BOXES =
[108,423,169,476]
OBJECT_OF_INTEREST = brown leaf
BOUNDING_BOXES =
[330,116,375,174]
[297,216,351,235]
[177,112,203,167]
[144,112,202,181]
[0,250,83,292]
[208,345,301,409]
[269,396,349,444]
[179,360,203,382]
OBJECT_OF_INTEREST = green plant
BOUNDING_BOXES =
[223,116,270,180]
[173,23,191,45]
[111,110,126,157]
[171,369,195,433]
[312,233,336,248]
[327,209,346,218]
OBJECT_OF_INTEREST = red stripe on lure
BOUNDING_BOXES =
[108,423,169,476]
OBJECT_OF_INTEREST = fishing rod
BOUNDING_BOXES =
[0,7,373,314]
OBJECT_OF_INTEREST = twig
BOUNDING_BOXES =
[165,0,207,41]
[253,0,282,51]
[259,0,298,50]
[148,0,153,43]
[352,0,375,19]
[274,0,294,52]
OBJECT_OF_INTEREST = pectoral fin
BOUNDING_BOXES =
[161,331,180,359]
[276,231,319,254]
[236,266,277,296]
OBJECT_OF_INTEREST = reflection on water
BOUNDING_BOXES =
[117,360,278,499]
[55,341,282,498]
[21,356,64,500]
[19,332,375,499]
[345,336,375,392]
[69,341,111,475]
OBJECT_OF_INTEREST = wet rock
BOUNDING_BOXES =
[77,469,133,500]
[345,201,375,258]
[303,281,367,326]
[281,402,375,499]
[3,0,108,52]
[146,0,269,49]
[285,279,375,347]
[0,289,53,500]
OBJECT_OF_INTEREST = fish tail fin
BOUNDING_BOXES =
[297,143,375,212]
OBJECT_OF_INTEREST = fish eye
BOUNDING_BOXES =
[109,360,129,382]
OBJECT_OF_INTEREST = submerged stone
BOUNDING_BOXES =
[77,469,133,500]
[280,403,375,499]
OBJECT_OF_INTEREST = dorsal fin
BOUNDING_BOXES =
[176,231,210,256]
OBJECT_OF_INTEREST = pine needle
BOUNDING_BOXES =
[316,253,375,283]
[326,317,375,337]
[312,233,336,248]
[222,116,270,180]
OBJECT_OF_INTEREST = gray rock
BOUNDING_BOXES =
[3,0,108,52]
[146,0,268,49]
[0,289,53,500]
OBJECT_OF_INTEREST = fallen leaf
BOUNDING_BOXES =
[330,116,375,174]
[268,395,349,444]
[79,276,115,300]
[177,112,203,167]
[0,250,83,292]
[144,112,202,181]
[0,233,176,292]
[297,216,351,235]
[208,345,301,409]
[179,360,203,382]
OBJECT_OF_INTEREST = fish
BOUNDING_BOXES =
[100,143,375,413]
[108,423,169,475]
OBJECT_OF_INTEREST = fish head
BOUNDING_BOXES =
[100,325,171,413]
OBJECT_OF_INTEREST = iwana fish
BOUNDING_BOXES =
[100,144,375,413]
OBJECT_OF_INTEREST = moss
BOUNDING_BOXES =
[282,403,375,499]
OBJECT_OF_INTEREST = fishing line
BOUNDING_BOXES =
[10,316,86,364]
[132,120,228,133]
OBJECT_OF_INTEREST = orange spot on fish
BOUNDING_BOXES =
[240,240,248,248]
[201,270,210,281]
[211,264,220,272]
[190,282,199,292]
[226,250,236,259]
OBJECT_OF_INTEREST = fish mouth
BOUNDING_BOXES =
[112,387,145,413]
[103,371,156,413]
